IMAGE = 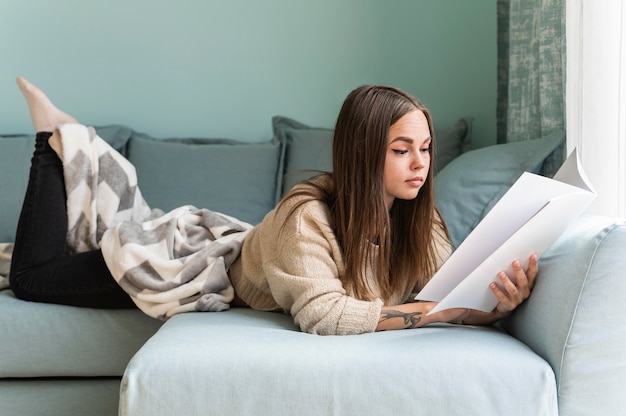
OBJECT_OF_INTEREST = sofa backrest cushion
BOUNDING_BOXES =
[126,132,282,226]
[0,134,35,243]
[1,115,472,242]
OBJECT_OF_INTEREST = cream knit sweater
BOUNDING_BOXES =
[228,182,451,335]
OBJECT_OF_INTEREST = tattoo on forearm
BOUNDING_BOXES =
[380,309,423,329]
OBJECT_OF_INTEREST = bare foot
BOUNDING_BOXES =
[16,76,78,131]
[16,76,78,157]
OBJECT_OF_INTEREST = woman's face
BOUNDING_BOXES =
[383,109,431,209]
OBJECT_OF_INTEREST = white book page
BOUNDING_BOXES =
[416,150,596,313]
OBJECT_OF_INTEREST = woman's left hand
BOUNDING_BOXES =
[462,254,538,326]
[490,253,538,314]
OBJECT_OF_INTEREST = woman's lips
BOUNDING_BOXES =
[406,176,424,186]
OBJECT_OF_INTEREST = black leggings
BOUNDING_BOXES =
[9,132,134,308]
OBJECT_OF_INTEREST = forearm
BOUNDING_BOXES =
[376,302,436,331]
[461,309,510,326]
[377,304,512,329]
[376,301,481,331]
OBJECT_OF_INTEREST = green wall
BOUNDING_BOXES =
[0,0,496,147]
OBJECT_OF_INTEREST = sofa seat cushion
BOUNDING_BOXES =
[120,309,557,416]
[0,378,121,416]
[0,290,162,377]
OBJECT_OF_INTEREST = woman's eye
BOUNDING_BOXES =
[420,147,431,153]
[392,149,408,155]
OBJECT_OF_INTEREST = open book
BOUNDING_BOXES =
[416,149,596,314]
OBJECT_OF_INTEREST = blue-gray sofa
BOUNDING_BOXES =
[1,116,624,416]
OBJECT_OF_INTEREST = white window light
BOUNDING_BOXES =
[566,0,626,218]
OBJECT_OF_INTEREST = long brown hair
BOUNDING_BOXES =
[280,85,449,302]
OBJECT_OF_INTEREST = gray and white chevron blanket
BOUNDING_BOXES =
[57,123,252,320]
[0,244,11,290]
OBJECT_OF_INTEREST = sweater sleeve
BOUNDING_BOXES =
[261,202,383,335]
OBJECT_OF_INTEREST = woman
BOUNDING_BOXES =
[10,77,537,335]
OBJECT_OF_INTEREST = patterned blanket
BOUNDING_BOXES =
[58,124,252,319]
[0,243,11,290]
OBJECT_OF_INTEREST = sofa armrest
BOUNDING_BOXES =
[500,215,626,416]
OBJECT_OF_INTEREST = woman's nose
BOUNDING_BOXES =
[412,153,427,170]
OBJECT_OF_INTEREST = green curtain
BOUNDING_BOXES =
[497,0,566,174]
